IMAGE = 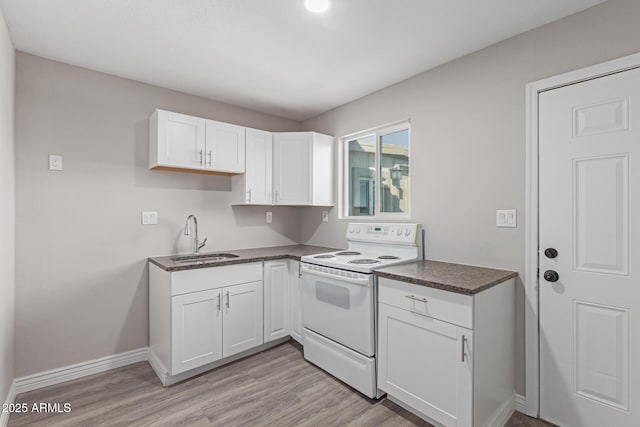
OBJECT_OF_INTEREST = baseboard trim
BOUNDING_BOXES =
[1,380,16,427]
[15,348,148,395]
[486,394,515,427]
[147,349,169,386]
[514,393,526,414]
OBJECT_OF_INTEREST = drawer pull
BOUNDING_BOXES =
[405,295,428,303]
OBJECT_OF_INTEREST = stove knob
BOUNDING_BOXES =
[396,228,402,236]
[404,228,411,236]
[349,227,355,234]
[356,228,361,234]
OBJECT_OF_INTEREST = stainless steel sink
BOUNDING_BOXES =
[171,253,239,264]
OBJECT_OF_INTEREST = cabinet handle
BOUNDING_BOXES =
[405,295,428,303]
[217,293,221,312]
[298,263,302,278]
[226,291,230,309]
[199,149,203,166]
[207,150,212,167]
[275,190,278,203]
[461,335,468,362]
[247,188,252,202]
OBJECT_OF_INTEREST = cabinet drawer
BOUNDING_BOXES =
[378,278,473,329]
[171,262,263,296]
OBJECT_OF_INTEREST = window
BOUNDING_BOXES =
[341,121,410,218]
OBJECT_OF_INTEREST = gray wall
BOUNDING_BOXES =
[300,0,640,396]
[0,6,14,407]
[14,53,302,376]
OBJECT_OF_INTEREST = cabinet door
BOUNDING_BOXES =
[245,128,273,204]
[289,261,304,344]
[264,261,289,342]
[378,303,472,427]
[156,110,206,170]
[223,281,264,358]
[205,120,245,173]
[273,133,311,205]
[171,289,222,374]
[311,133,334,206]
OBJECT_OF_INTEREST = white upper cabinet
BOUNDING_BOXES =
[205,120,245,173]
[150,110,206,170]
[273,132,334,206]
[232,128,273,204]
[149,109,245,174]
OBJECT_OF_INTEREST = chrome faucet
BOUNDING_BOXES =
[183,214,207,255]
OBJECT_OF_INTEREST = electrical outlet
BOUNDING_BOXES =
[496,209,516,228]
[266,212,273,224]
[49,154,63,171]
[141,211,158,225]
[322,211,329,222]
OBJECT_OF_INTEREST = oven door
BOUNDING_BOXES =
[301,263,374,356]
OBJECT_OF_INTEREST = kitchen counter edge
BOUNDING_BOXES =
[148,244,341,272]
[374,259,518,295]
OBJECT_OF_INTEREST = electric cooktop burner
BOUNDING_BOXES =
[377,255,400,260]
[348,259,381,265]
[336,251,361,256]
[314,254,336,259]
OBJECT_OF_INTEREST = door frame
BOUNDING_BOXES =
[525,52,640,417]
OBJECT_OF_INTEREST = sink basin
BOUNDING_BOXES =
[171,253,239,264]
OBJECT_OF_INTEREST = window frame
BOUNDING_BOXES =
[338,120,411,220]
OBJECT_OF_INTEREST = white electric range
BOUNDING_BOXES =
[300,223,421,398]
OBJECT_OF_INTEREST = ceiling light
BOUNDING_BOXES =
[305,0,330,13]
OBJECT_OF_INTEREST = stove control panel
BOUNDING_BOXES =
[346,223,419,244]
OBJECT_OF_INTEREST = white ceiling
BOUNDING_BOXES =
[0,0,606,121]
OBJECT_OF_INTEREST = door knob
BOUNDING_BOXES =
[544,248,558,259]
[543,270,559,282]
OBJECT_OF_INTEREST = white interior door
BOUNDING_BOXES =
[539,67,640,426]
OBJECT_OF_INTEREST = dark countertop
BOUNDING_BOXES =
[149,244,341,272]
[374,260,518,295]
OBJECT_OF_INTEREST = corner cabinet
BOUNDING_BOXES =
[289,260,304,344]
[378,278,515,427]
[149,109,245,174]
[232,128,273,204]
[263,259,304,345]
[273,132,334,206]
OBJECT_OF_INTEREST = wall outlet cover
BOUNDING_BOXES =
[266,212,273,224]
[49,154,63,171]
[322,211,329,222]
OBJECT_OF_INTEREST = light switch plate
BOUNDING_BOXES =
[142,211,158,225]
[49,154,63,171]
[266,212,273,224]
[322,211,329,222]
[496,209,516,228]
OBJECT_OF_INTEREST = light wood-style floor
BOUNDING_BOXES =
[9,342,552,426]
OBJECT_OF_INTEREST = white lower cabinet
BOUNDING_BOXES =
[149,262,265,382]
[222,281,264,357]
[378,303,472,426]
[378,277,515,427]
[264,260,290,342]
[289,260,303,344]
[171,288,223,374]
[264,259,303,344]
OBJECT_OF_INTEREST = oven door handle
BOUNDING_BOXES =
[301,266,371,286]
